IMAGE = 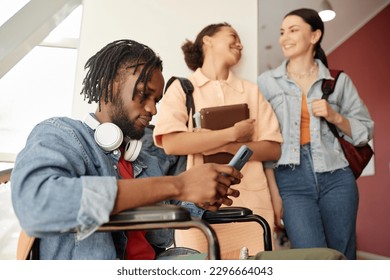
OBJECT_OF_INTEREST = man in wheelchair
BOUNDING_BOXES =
[11,39,241,260]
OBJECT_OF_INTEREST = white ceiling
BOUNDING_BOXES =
[1,0,389,75]
[258,0,389,73]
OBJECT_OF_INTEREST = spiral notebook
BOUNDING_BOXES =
[200,103,249,164]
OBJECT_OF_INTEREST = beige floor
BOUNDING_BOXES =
[0,181,20,260]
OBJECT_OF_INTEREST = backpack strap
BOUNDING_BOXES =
[165,76,195,126]
[321,69,343,98]
[321,69,343,138]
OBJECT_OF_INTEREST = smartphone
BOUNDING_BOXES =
[228,145,253,171]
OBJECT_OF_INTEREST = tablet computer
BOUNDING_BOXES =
[200,103,249,163]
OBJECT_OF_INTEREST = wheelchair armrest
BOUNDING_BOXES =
[202,206,273,251]
[99,204,221,260]
[202,206,253,221]
[105,204,191,226]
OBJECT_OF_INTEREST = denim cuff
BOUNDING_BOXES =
[180,201,206,217]
[348,118,370,146]
[77,176,117,240]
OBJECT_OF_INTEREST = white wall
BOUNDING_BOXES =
[71,0,259,120]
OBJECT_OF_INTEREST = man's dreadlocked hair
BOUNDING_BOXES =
[80,39,163,110]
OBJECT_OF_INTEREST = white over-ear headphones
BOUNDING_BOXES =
[84,113,142,162]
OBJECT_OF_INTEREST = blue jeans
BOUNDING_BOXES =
[274,144,358,259]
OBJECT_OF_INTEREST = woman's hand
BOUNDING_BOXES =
[271,190,284,229]
[312,99,341,124]
[264,168,284,229]
[312,99,352,137]
[232,119,255,142]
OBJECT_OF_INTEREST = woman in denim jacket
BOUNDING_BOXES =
[257,8,373,259]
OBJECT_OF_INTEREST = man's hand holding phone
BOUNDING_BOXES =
[199,145,253,210]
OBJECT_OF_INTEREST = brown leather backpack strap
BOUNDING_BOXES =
[16,230,36,260]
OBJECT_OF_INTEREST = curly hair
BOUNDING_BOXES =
[181,22,231,71]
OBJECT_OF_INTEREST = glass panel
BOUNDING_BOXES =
[0,2,82,161]
[0,46,77,156]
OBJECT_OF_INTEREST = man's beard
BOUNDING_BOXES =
[110,96,145,140]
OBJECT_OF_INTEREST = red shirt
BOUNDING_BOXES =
[118,149,156,260]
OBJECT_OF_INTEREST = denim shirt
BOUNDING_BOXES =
[10,117,180,259]
[139,126,205,248]
[257,60,374,172]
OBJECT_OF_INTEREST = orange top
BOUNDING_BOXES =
[300,93,311,145]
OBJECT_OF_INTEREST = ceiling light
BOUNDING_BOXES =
[318,0,336,22]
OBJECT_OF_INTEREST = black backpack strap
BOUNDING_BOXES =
[321,69,343,138]
[321,69,343,99]
[165,76,195,126]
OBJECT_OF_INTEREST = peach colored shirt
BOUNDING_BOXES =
[153,68,282,258]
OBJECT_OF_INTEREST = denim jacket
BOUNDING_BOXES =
[140,126,206,218]
[11,117,184,259]
[257,60,374,172]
